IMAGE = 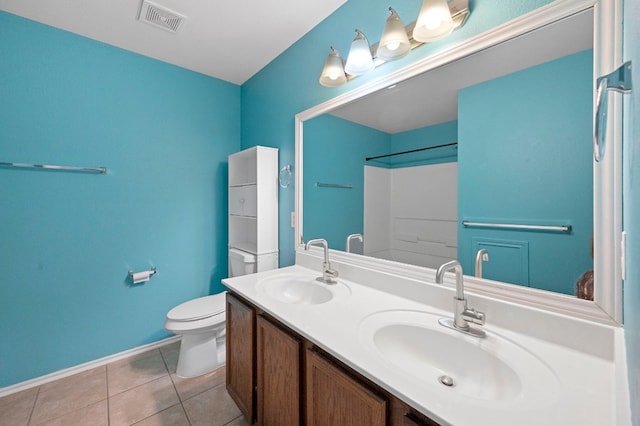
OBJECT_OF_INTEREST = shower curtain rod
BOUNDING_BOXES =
[365,142,458,161]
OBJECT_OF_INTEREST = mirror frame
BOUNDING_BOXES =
[295,0,623,326]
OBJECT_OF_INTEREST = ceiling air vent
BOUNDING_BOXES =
[138,0,186,34]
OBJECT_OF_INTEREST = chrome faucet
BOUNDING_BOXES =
[345,234,363,253]
[305,239,339,284]
[474,249,489,278]
[435,260,486,337]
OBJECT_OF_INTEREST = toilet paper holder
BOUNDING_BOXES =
[128,267,157,284]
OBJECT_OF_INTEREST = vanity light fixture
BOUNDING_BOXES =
[318,0,469,88]
[319,47,348,87]
[344,29,375,76]
[377,7,411,61]
[413,0,455,42]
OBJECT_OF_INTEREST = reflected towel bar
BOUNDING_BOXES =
[462,221,571,233]
[316,182,352,189]
[0,161,107,174]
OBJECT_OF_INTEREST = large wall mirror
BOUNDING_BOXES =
[295,0,623,325]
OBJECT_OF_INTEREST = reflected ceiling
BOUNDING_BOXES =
[329,9,593,134]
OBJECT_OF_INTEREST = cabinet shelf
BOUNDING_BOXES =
[230,214,257,219]
[230,241,258,255]
[229,182,257,188]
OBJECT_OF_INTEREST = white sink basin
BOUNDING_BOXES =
[257,272,350,305]
[359,310,560,406]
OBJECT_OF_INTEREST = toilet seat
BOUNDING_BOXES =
[167,293,226,322]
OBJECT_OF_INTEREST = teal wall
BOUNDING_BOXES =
[0,12,240,387]
[241,0,557,266]
[458,50,593,295]
[388,120,458,168]
[303,115,389,249]
[623,0,640,421]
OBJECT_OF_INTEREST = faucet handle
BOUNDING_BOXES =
[321,261,339,284]
[462,308,486,325]
[325,268,339,279]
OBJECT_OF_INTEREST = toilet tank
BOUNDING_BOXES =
[228,248,257,277]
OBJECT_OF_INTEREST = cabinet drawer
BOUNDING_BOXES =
[229,185,257,217]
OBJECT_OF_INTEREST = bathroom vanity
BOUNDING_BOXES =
[223,250,626,425]
[226,292,435,425]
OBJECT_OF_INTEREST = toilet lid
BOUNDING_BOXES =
[167,293,226,322]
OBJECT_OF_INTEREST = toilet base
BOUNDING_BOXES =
[176,332,226,378]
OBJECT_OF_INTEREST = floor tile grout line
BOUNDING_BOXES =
[27,399,109,426]
[107,374,171,400]
[159,355,231,426]
[223,414,245,426]
[27,367,110,426]
[179,380,233,426]
[105,366,111,426]
[127,402,189,426]
[179,379,227,405]
[26,386,40,426]
[107,348,175,425]
[158,347,193,425]
[181,402,193,426]
[158,346,187,406]
[105,348,171,399]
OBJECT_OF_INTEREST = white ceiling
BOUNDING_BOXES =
[0,0,347,85]
[329,9,594,134]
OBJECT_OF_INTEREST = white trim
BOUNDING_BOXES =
[294,0,623,326]
[593,0,624,324]
[295,114,304,248]
[0,336,180,398]
[300,247,617,325]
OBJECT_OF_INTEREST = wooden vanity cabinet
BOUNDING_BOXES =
[256,314,302,426]
[226,293,256,423]
[226,291,440,426]
[305,347,386,426]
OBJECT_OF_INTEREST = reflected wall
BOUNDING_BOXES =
[458,49,593,294]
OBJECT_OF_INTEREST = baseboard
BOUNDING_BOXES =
[0,335,181,398]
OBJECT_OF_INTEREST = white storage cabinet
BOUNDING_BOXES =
[228,146,279,272]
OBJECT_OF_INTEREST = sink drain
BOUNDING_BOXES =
[438,375,454,387]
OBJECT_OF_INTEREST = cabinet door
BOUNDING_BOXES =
[256,315,301,426]
[305,349,386,426]
[226,293,256,423]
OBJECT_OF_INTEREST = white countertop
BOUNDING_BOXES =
[222,256,623,425]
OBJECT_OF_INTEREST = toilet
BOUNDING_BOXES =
[164,247,257,378]
[164,293,227,378]
[229,247,257,276]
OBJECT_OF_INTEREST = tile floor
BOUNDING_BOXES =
[0,342,250,426]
